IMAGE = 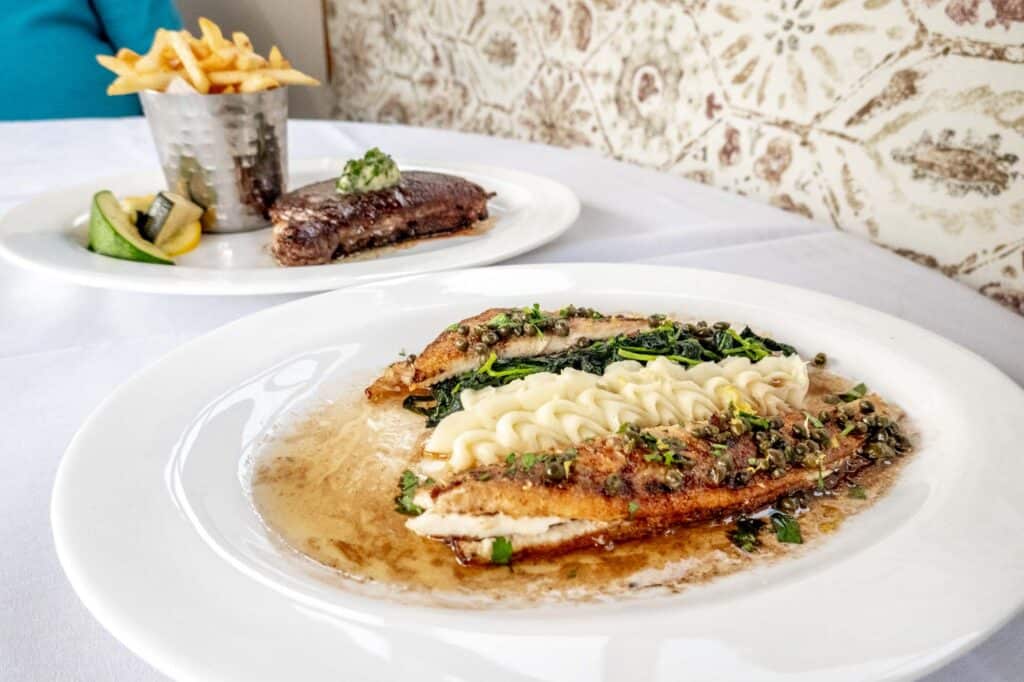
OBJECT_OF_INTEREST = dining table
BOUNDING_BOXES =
[1,118,1022,681]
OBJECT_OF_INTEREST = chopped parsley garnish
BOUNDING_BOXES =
[770,512,803,544]
[491,536,513,565]
[840,422,856,437]
[736,410,771,430]
[848,484,867,500]
[727,516,765,552]
[521,453,537,469]
[837,382,868,403]
[803,411,824,429]
[711,443,729,456]
[394,470,426,515]
[628,500,640,517]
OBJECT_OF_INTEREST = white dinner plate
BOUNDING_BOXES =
[0,158,577,295]
[53,264,1024,681]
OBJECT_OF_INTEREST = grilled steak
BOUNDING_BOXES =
[269,171,491,266]
[405,401,910,564]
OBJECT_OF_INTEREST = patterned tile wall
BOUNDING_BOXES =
[325,0,1024,314]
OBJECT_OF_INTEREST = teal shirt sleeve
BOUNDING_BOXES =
[0,0,181,121]
[91,0,181,56]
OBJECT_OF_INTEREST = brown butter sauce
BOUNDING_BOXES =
[251,369,909,607]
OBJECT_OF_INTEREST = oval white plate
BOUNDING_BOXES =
[0,158,578,295]
[53,265,1024,681]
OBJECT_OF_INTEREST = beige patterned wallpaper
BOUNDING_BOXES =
[325,0,1024,314]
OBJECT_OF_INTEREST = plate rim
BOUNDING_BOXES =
[0,159,579,295]
[51,263,1024,681]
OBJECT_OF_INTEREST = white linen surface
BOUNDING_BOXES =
[1,119,1022,681]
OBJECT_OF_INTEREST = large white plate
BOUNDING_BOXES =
[0,158,578,295]
[53,265,1024,681]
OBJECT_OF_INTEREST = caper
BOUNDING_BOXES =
[767,448,786,468]
[511,312,525,324]
[471,342,488,355]
[795,442,808,456]
[481,331,498,345]
[713,321,730,331]
[777,496,798,513]
[576,337,591,348]
[859,400,875,414]
[603,474,627,496]
[510,324,524,336]
[454,337,469,352]
[665,469,686,491]
[553,319,570,336]
[855,422,868,435]
[813,352,827,367]
[791,424,807,438]
[682,323,697,334]
[864,442,894,461]
[823,394,840,404]
[769,416,784,430]
[456,324,469,336]
[544,460,566,483]
[805,440,820,453]
[647,314,665,327]
[818,410,831,424]
[562,305,576,317]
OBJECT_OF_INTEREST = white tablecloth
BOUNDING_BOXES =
[2,119,1022,681]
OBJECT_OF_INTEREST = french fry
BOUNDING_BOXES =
[208,68,320,86]
[96,55,133,76]
[239,73,279,93]
[232,31,254,53]
[198,52,233,71]
[236,52,268,70]
[134,29,169,72]
[266,68,320,86]
[98,18,318,96]
[198,17,226,49]
[188,37,211,60]
[106,72,175,95]
[115,48,141,65]
[268,45,289,68]
[168,31,210,93]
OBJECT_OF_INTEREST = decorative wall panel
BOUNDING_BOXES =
[325,0,1024,313]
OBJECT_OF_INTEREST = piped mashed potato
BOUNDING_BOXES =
[420,354,808,477]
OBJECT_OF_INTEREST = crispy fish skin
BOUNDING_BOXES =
[365,309,650,401]
[414,403,906,563]
[270,171,490,266]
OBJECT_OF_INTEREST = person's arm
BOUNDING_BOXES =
[90,0,182,52]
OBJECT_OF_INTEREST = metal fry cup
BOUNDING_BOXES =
[139,88,288,233]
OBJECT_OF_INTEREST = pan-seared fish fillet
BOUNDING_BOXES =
[366,308,650,400]
[404,399,910,564]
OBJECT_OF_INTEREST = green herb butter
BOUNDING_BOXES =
[336,148,401,194]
